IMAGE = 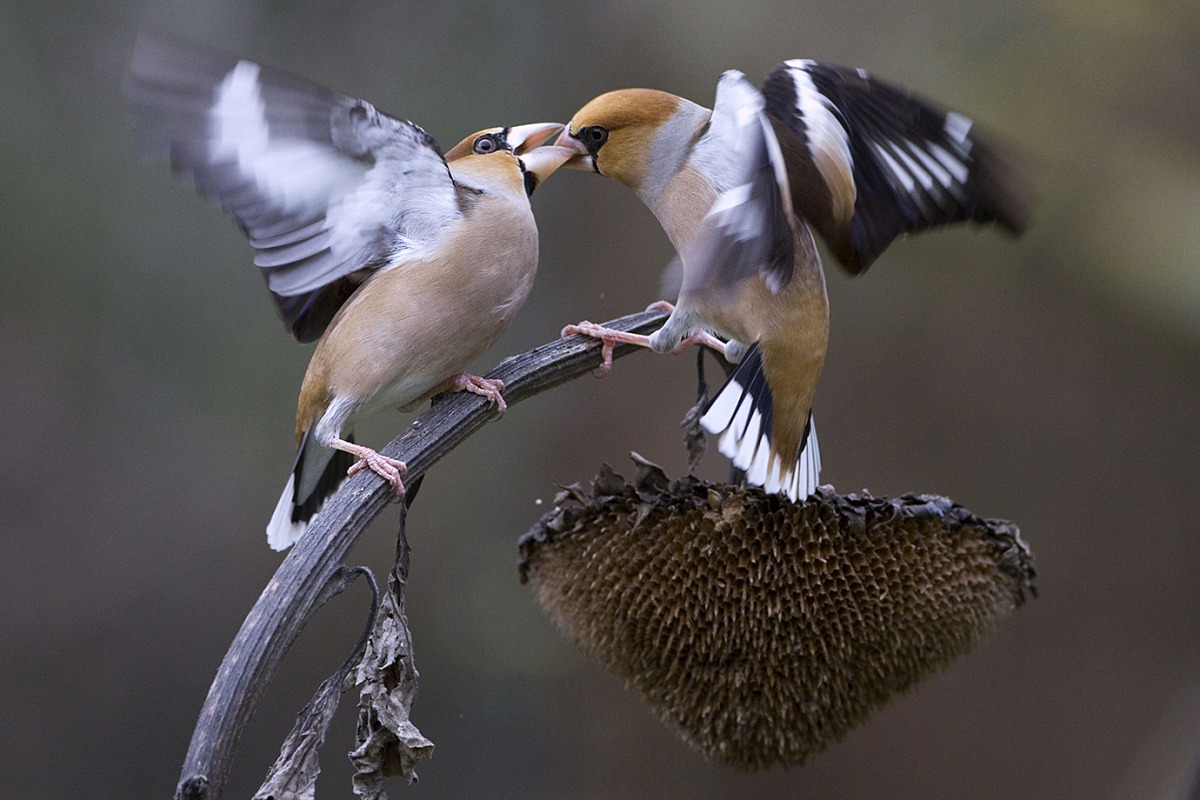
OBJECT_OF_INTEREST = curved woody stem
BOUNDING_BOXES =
[174,309,669,800]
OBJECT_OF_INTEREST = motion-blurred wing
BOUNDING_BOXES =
[682,70,795,301]
[126,34,460,341]
[761,59,1029,274]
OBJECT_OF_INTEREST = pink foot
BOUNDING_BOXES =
[332,438,408,494]
[435,372,508,414]
[646,299,676,313]
[672,329,728,356]
[561,320,652,375]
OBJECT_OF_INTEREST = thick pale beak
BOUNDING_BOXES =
[517,143,577,194]
[507,122,566,155]
[553,126,594,171]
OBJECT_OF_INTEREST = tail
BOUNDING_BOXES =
[265,429,354,550]
[699,343,821,501]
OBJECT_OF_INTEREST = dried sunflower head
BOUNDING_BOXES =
[519,456,1035,770]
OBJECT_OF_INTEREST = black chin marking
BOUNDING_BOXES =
[521,161,538,196]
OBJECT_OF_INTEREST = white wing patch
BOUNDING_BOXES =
[871,143,915,194]
[211,61,365,228]
[787,61,853,170]
[785,60,855,221]
[683,71,797,297]
[795,418,820,500]
[760,58,1028,274]
[127,35,463,341]
[704,182,756,239]
[928,142,971,184]
[944,111,974,146]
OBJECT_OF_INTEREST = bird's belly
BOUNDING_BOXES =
[363,366,450,417]
[700,226,829,347]
[321,249,537,422]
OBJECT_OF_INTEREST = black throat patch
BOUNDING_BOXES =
[520,159,539,196]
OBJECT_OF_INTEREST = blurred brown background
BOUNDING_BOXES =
[3,0,1199,797]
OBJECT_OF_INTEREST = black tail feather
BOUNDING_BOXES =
[291,429,355,525]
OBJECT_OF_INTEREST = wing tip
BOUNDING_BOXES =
[764,57,1032,271]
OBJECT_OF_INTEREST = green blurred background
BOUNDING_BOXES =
[3,0,1199,797]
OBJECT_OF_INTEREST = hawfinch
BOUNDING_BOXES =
[557,60,1028,501]
[127,36,574,549]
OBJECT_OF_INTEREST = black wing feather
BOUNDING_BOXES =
[761,59,1030,274]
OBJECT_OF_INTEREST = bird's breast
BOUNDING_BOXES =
[649,165,719,253]
[297,199,539,428]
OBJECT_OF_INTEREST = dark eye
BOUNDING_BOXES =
[582,126,609,146]
[473,135,501,155]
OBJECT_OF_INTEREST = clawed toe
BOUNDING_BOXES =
[347,452,408,494]
[561,321,654,376]
[438,372,508,413]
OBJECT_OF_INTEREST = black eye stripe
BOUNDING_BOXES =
[574,125,609,162]
[580,125,608,147]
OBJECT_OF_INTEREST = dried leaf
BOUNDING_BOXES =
[254,567,375,800]
[349,520,433,799]
[253,669,345,800]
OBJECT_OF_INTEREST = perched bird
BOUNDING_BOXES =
[556,60,1028,501]
[127,36,575,549]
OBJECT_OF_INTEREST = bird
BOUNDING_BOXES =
[555,59,1029,502]
[126,35,575,549]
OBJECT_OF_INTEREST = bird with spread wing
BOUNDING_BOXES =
[127,36,574,549]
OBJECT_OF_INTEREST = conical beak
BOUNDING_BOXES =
[553,126,593,171]
[507,122,566,155]
[517,143,577,195]
[506,123,576,194]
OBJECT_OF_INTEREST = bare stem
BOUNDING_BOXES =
[174,309,668,800]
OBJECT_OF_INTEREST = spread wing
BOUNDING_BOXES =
[760,59,1030,274]
[680,70,796,301]
[126,34,461,341]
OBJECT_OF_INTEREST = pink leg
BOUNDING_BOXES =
[432,372,508,414]
[643,299,727,354]
[561,321,653,375]
[671,330,728,356]
[332,437,408,495]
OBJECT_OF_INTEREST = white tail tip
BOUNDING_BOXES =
[266,473,309,551]
[700,360,821,502]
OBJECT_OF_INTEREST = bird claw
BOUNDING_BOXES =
[562,321,652,376]
[672,330,729,356]
[645,299,676,313]
[346,450,408,495]
[563,321,616,375]
[438,372,508,413]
